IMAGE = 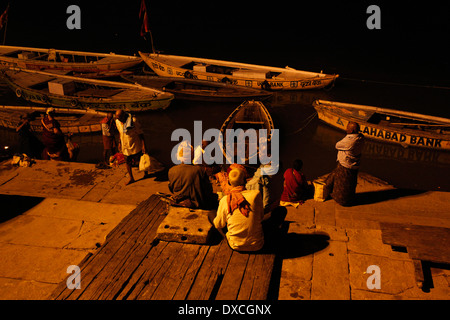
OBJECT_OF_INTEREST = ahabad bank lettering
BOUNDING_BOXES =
[336,117,444,149]
[360,125,443,148]
[171,121,280,175]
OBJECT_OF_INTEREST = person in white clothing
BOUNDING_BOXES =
[211,167,265,252]
[326,121,365,206]
[115,109,149,185]
[193,140,208,165]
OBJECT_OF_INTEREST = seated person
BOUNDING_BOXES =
[280,159,311,207]
[211,167,265,252]
[215,163,248,197]
[193,139,220,176]
[246,161,282,215]
[193,140,208,165]
[168,141,218,209]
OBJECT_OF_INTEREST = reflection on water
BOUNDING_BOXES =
[314,124,450,167]
[311,123,450,191]
[1,79,449,191]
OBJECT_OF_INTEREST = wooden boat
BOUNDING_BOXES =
[220,100,274,164]
[313,100,450,151]
[0,105,108,134]
[0,45,142,73]
[122,74,272,102]
[1,68,174,112]
[312,121,450,166]
[139,52,338,91]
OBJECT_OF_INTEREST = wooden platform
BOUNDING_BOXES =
[380,222,450,288]
[50,194,277,300]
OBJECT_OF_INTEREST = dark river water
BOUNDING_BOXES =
[1,77,449,191]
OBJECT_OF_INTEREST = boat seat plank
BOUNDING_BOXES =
[111,90,156,100]
[0,48,20,55]
[49,194,278,300]
[29,54,49,60]
[235,120,264,125]
[13,74,55,88]
[96,56,134,63]
[75,88,123,98]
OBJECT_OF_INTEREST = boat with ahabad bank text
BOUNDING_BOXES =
[313,100,450,151]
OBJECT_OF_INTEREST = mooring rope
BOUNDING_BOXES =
[285,112,317,136]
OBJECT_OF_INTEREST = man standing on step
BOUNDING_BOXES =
[115,109,149,185]
[326,121,365,206]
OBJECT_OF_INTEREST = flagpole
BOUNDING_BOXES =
[148,30,156,53]
[1,4,8,45]
[140,0,156,53]
[3,17,7,45]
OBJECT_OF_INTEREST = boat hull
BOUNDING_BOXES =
[139,52,338,91]
[313,100,450,151]
[0,45,142,73]
[1,69,174,112]
[0,105,107,134]
[124,75,272,102]
[220,100,274,164]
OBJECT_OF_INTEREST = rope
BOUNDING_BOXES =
[340,77,450,90]
[286,112,317,136]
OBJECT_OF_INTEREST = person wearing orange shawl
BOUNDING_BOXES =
[214,163,248,196]
[211,167,265,252]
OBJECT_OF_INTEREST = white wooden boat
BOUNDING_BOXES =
[139,52,338,91]
[122,74,272,102]
[313,100,450,151]
[0,45,142,73]
[1,67,174,112]
[0,105,107,134]
[220,100,274,164]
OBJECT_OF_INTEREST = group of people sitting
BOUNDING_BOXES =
[16,107,364,253]
[166,121,365,252]
[167,140,309,252]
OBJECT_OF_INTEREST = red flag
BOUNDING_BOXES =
[139,0,150,37]
[0,5,9,30]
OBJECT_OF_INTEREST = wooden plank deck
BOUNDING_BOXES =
[50,194,277,300]
[380,222,450,289]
